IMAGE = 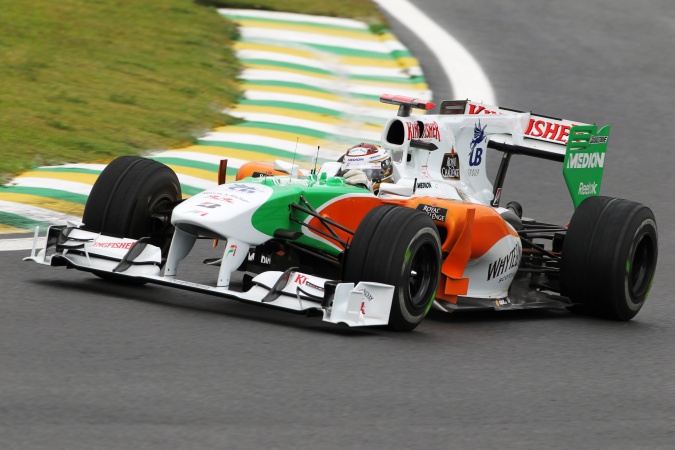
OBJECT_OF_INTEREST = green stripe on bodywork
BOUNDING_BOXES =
[247,176,366,255]
[0,186,88,204]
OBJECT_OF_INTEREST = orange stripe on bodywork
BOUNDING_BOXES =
[235,161,289,180]
[381,197,517,300]
[308,195,384,249]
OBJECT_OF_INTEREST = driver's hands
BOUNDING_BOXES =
[343,169,369,188]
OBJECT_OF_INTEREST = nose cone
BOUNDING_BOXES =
[171,182,274,242]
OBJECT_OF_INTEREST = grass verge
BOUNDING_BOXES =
[0,0,385,184]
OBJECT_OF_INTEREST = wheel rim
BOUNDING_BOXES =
[628,232,656,299]
[406,241,439,312]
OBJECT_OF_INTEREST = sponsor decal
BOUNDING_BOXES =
[467,103,577,144]
[226,183,262,194]
[525,120,571,143]
[487,242,522,281]
[306,280,324,291]
[441,151,460,179]
[186,210,209,216]
[416,204,447,222]
[417,181,432,189]
[590,136,608,144]
[566,152,605,169]
[492,187,502,206]
[578,181,598,195]
[205,191,249,203]
[205,194,235,204]
[92,241,134,249]
[247,251,271,264]
[348,147,369,156]
[495,298,510,307]
[469,120,486,167]
[252,171,274,178]
[359,288,374,315]
[226,244,237,257]
[197,202,221,209]
[406,121,441,141]
[294,274,307,285]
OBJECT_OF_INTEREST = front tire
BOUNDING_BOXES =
[343,205,442,331]
[83,156,181,253]
[82,156,182,283]
[561,196,658,320]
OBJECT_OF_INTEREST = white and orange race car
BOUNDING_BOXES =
[25,94,658,331]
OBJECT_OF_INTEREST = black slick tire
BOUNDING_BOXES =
[82,156,181,282]
[561,196,658,320]
[343,205,442,331]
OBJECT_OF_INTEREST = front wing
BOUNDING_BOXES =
[23,225,394,328]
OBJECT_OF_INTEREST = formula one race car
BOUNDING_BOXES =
[25,94,658,331]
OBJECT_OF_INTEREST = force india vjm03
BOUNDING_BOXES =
[25,94,658,331]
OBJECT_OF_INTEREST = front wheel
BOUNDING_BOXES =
[561,196,658,320]
[82,156,182,283]
[343,205,442,331]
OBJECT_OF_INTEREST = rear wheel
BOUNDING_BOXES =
[561,196,658,320]
[82,156,182,282]
[343,205,442,331]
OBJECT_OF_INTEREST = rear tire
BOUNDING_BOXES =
[82,156,182,282]
[561,196,658,320]
[343,205,442,331]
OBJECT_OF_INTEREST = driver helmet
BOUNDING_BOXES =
[338,143,394,191]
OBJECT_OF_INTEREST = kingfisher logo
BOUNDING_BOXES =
[567,152,605,169]
[469,120,487,166]
[406,121,441,141]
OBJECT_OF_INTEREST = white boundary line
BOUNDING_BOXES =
[0,237,37,251]
[372,0,495,104]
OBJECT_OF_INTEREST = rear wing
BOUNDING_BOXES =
[439,100,610,208]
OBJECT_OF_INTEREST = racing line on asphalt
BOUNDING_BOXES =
[0,0,494,251]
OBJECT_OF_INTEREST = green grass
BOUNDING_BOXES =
[0,0,385,184]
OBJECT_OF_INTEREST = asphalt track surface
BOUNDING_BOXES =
[2,1,675,449]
